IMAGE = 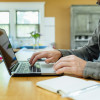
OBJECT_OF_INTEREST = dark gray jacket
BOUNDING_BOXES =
[59,20,100,80]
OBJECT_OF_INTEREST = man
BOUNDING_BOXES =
[30,0,100,80]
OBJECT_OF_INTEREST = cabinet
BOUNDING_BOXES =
[71,5,100,49]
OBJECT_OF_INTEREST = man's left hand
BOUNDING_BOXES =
[53,55,87,77]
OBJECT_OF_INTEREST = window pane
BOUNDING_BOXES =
[17,11,39,24]
[0,25,9,36]
[17,25,40,37]
[0,12,9,24]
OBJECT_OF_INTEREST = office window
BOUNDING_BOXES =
[16,11,40,37]
[0,2,45,48]
[0,12,9,36]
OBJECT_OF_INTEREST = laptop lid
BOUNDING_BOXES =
[0,29,18,75]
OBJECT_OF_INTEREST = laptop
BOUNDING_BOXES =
[0,29,60,76]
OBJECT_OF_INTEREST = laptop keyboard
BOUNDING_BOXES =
[16,62,41,73]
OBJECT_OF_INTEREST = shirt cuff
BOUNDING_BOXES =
[83,61,100,80]
[57,49,72,57]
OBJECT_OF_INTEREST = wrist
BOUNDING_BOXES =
[57,49,63,58]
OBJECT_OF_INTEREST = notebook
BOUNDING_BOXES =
[72,87,100,100]
[36,76,100,99]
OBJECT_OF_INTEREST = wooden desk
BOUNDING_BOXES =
[0,62,69,100]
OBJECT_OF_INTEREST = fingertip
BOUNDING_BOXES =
[29,60,31,64]
[29,58,33,64]
[29,62,32,65]
[45,59,49,64]
[56,70,60,74]
[31,63,35,67]
[46,62,49,64]
[31,61,35,66]
[30,63,33,66]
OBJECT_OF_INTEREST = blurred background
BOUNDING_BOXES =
[0,0,99,49]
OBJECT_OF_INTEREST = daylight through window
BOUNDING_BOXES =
[0,12,9,36]
[16,11,40,38]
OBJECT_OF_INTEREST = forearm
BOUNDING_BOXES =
[58,48,88,59]
[58,27,100,61]
[58,45,99,61]
[83,62,100,80]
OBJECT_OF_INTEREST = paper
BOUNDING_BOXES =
[73,87,100,100]
[15,48,34,61]
[36,76,98,96]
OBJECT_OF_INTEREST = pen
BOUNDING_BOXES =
[61,84,100,98]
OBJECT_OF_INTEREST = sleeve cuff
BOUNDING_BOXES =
[83,61,100,80]
[58,49,72,57]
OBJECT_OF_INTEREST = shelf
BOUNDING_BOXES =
[75,40,89,42]
[75,33,92,36]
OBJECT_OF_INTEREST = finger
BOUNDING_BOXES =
[31,53,48,66]
[53,62,72,71]
[29,52,40,64]
[45,57,55,64]
[56,67,72,74]
[54,57,73,68]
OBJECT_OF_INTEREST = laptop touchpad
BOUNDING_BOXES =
[37,62,55,73]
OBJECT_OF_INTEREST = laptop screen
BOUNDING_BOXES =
[0,29,18,71]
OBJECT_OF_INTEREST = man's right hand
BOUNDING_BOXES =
[29,50,62,66]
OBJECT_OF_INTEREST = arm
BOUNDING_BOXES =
[58,29,99,61]
[57,21,100,80]
[83,61,100,80]
[58,22,100,61]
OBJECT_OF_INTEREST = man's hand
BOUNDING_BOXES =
[53,55,87,77]
[29,50,62,66]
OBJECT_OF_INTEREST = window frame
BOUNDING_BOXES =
[0,11,10,36]
[0,2,45,48]
[16,10,40,38]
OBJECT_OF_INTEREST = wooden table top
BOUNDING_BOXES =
[1,62,99,100]
[0,62,71,100]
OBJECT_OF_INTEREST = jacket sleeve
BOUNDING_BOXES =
[83,61,100,80]
[58,27,99,61]
[58,20,100,80]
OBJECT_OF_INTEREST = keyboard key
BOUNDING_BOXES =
[16,62,41,73]
[33,66,36,72]
[37,68,41,72]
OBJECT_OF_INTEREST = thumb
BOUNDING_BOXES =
[45,57,54,64]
